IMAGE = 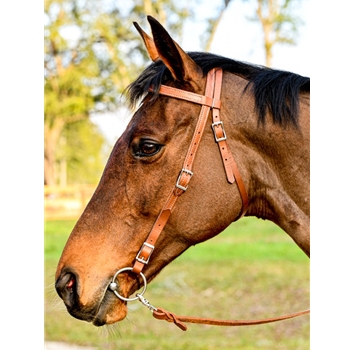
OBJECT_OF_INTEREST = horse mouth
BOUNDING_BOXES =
[91,276,141,326]
[91,289,128,326]
[95,274,153,326]
[63,282,128,327]
[57,267,145,326]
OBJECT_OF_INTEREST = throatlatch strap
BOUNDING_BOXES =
[209,69,249,217]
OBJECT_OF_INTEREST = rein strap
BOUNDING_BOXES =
[152,307,310,331]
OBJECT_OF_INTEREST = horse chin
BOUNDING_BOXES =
[92,290,128,326]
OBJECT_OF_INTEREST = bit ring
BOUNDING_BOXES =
[109,267,147,302]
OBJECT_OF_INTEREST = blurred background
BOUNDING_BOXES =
[43,1,311,349]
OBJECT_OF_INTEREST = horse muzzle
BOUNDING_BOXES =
[55,268,129,326]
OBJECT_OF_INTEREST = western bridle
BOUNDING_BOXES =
[108,68,309,330]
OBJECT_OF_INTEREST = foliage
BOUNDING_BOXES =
[253,0,303,66]
[63,119,107,184]
[202,0,303,67]
[44,0,109,185]
[44,0,192,185]
[45,217,309,349]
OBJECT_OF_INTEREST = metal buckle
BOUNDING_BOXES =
[136,242,155,264]
[211,121,227,142]
[175,168,194,192]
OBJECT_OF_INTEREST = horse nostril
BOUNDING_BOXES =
[55,271,77,308]
[66,275,75,291]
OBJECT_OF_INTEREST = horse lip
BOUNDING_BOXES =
[91,282,127,326]
[91,276,143,326]
[70,274,140,326]
[65,303,98,323]
[62,280,117,326]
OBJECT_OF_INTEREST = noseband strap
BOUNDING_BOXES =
[132,68,248,275]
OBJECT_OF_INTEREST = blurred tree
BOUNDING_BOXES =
[203,0,234,52]
[202,0,302,67]
[254,0,302,67]
[62,120,106,184]
[44,0,191,185]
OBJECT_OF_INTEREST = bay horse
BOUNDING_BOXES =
[55,16,310,328]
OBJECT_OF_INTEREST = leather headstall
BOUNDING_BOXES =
[132,68,248,275]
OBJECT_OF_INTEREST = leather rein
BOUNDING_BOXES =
[109,68,310,331]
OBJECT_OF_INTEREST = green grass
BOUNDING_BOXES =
[45,217,309,350]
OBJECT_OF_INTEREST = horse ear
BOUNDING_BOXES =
[133,22,159,62]
[147,15,202,83]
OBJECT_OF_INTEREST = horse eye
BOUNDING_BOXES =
[135,140,162,157]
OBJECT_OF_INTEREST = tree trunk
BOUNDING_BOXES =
[44,119,65,185]
[264,27,273,67]
[204,0,233,52]
[257,0,274,67]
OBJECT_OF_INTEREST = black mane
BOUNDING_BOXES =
[127,52,310,127]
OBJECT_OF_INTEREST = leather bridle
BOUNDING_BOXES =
[108,68,309,330]
[132,68,248,276]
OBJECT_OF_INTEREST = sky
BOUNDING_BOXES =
[91,0,312,144]
[183,0,311,76]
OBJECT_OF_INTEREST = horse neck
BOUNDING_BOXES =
[221,73,310,256]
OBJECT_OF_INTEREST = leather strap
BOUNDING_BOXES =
[158,70,248,217]
[209,69,249,218]
[152,307,310,331]
[133,68,223,274]
[133,68,249,275]
[157,85,222,109]
[133,68,249,274]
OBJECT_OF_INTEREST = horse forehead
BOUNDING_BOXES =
[131,96,198,134]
